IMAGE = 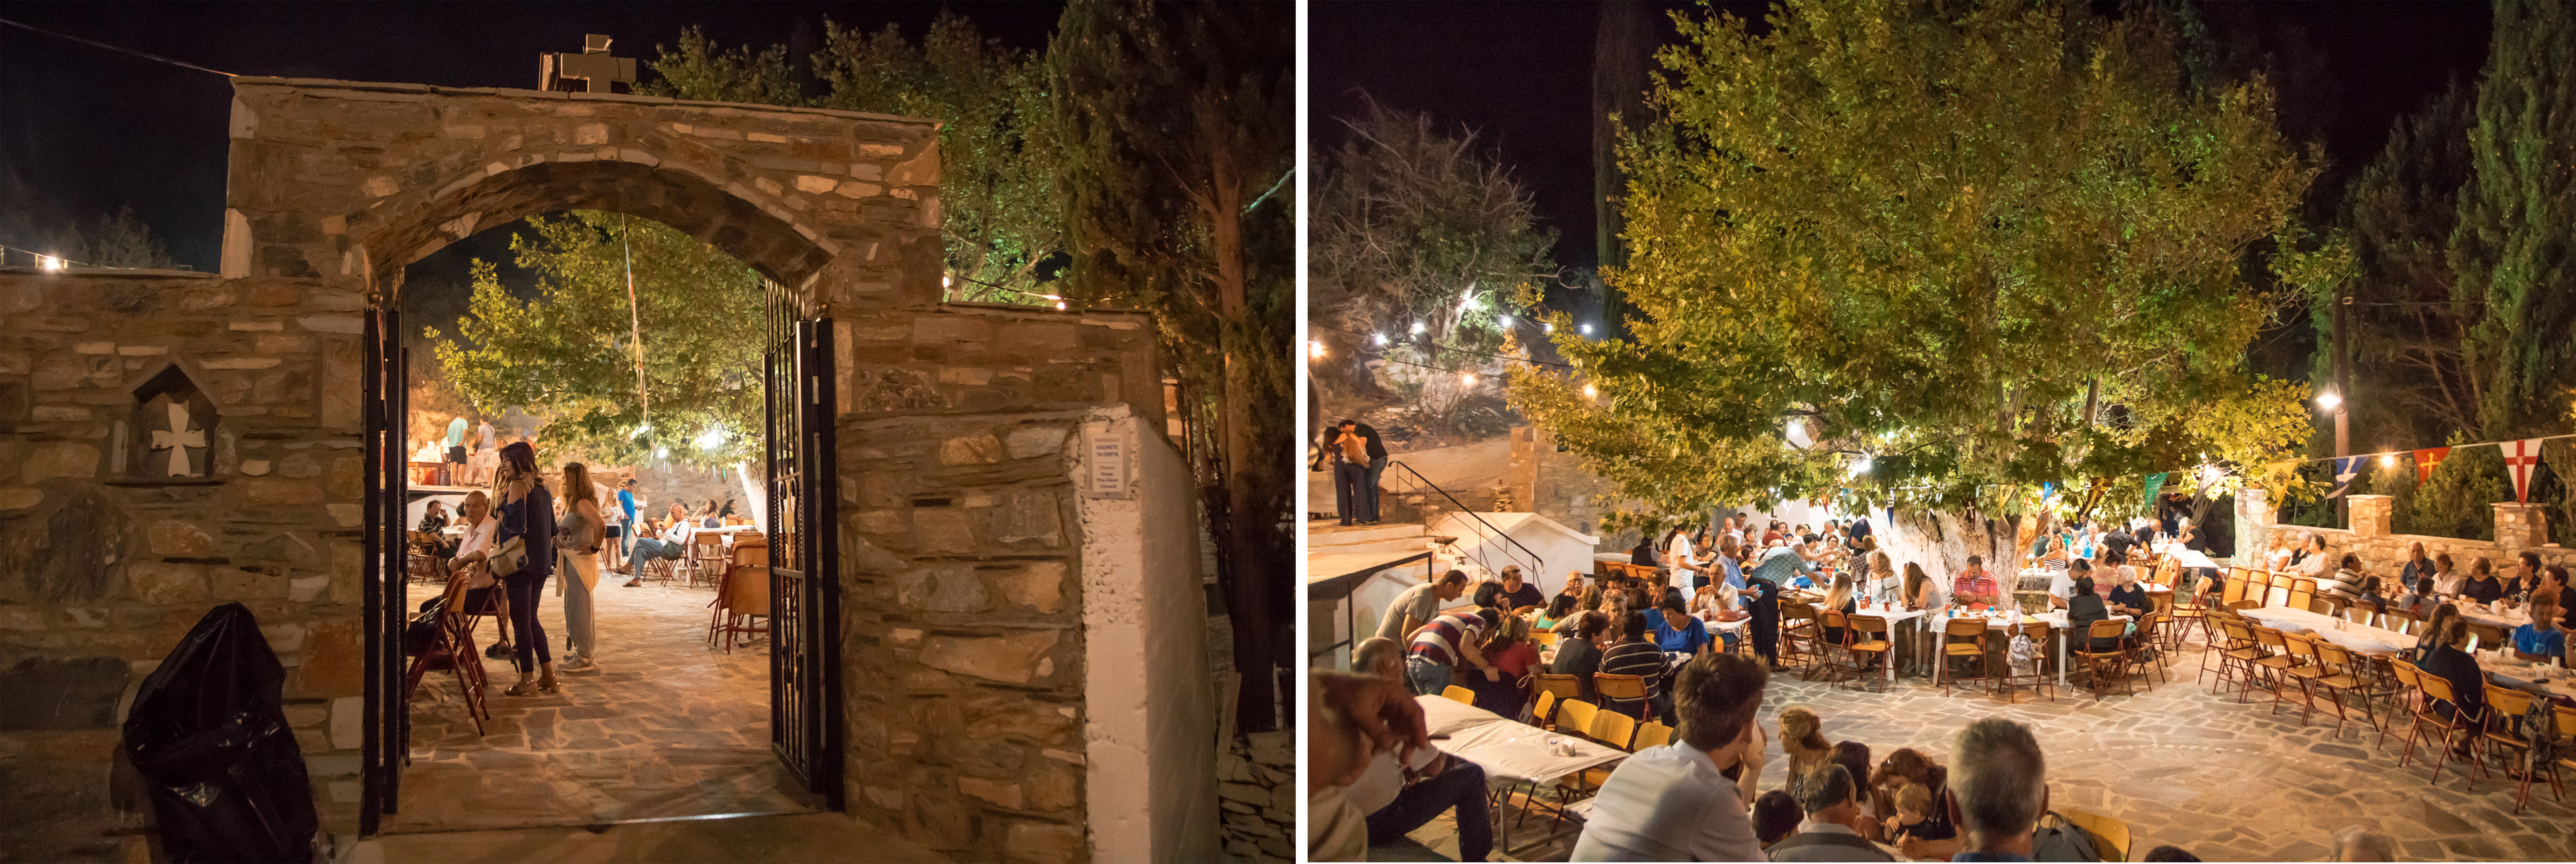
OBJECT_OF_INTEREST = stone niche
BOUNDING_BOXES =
[122,364,219,480]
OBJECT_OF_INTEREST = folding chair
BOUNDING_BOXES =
[2249,626,2300,713]
[2277,633,2330,726]
[1840,614,1892,691]
[2396,662,2485,790]
[2480,685,2563,812]
[401,571,491,736]
[1936,615,1993,697]
[1995,622,2056,704]
[2308,641,2378,740]
[1441,685,1477,705]
[2468,622,2509,653]
[2072,620,2134,700]
[2062,810,2131,862]
[711,540,771,652]
[1633,721,1674,750]
[1592,673,1650,722]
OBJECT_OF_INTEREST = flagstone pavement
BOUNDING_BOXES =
[385,575,817,835]
[1386,634,2576,862]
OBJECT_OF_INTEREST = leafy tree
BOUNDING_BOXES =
[431,212,763,468]
[1312,99,1556,430]
[2448,0,2576,439]
[814,15,1063,300]
[1051,0,1293,729]
[1512,0,2319,529]
[45,205,175,269]
[643,18,1064,303]
[2336,81,2482,441]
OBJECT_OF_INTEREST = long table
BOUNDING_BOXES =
[1415,694,1627,853]
[2237,605,2414,656]
[2485,656,2576,702]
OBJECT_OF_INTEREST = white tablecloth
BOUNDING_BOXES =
[2456,604,2534,631]
[2239,605,2414,655]
[2156,543,2221,570]
[1414,695,1625,785]
[2485,655,2576,701]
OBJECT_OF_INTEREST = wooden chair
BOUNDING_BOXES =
[1778,600,1819,672]
[2307,641,2378,740]
[2129,611,2171,687]
[2276,633,2331,726]
[1532,673,1583,706]
[1840,614,1893,691]
[1937,616,1993,697]
[1995,622,2056,704]
[401,570,491,736]
[2203,614,2259,693]
[2384,607,2421,635]
[2226,598,2263,611]
[2062,809,2131,862]
[710,540,771,652]
[2340,603,2377,627]
[1530,691,1558,730]
[2221,568,2251,606]
[1440,685,1477,705]
[1555,698,1599,740]
[2072,619,2134,699]
[2285,579,2317,614]
[2265,575,2294,609]
[2396,662,2484,789]
[1592,673,1651,721]
[683,531,727,588]
[1531,628,1560,648]
[1587,707,1638,751]
[2467,622,2509,653]
[2248,626,2300,712]
[2478,684,2562,812]
[1812,610,1852,682]
[1633,720,1674,750]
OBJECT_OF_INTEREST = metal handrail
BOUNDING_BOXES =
[1381,459,1546,580]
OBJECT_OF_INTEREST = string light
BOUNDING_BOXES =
[1582,383,1598,398]
[1308,340,1326,359]
[1543,322,1555,333]
[37,254,63,272]
[1409,321,1426,335]
[1578,323,1593,335]
[1373,333,1388,346]
[1498,314,1514,328]
[1460,372,1476,385]
[2315,391,2343,410]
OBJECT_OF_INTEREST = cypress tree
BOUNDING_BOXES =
[2449,0,2576,437]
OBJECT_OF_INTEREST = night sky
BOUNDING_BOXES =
[0,2,1067,272]
[1313,1,2495,271]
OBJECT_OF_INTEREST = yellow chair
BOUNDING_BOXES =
[1592,673,1650,719]
[1555,698,1599,740]
[1633,720,1674,750]
[1441,685,1476,705]
[1587,707,1638,751]
[1531,691,1559,730]
[2063,809,2130,862]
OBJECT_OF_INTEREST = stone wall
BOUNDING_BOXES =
[0,268,370,861]
[1216,730,1295,861]
[1505,424,1640,553]
[834,304,1171,862]
[2242,491,2571,584]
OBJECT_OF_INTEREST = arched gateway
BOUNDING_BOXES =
[0,78,1213,862]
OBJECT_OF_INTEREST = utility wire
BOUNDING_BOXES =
[0,16,240,77]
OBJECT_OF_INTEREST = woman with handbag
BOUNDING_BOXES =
[555,462,607,674]
[491,441,561,695]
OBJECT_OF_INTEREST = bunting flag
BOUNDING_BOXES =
[2412,446,2450,483]
[2328,456,2363,499]
[2503,439,2545,504]
[2141,472,2168,512]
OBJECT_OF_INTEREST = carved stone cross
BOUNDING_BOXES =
[150,400,206,477]
[541,34,637,93]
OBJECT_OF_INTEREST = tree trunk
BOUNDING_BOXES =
[1205,138,1284,730]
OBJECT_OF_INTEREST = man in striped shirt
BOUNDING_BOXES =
[1406,608,1501,696]
[1599,610,1673,724]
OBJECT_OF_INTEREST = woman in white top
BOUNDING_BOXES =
[1664,526,1703,593]
[2264,533,2296,572]
[444,491,511,655]
[2296,534,2333,578]
[2430,552,2466,596]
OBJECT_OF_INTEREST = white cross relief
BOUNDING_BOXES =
[150,400,206,477]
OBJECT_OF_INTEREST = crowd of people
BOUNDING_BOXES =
[1322,504,2574,862]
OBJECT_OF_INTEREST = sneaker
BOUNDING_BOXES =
[559,657,600,674]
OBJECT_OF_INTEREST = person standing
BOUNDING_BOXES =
[468,418,500,485]
[1325,420,1373,526]
[443,416,469,485]
[615,479,641,572]
[554,462,606,674]
[491,442,559,695]
[1349,419,1389,524]
[1665,525,1705,594]
[598,479,626,575]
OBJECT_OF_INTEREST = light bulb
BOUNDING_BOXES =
[1461,372,1477,385]
[1499,314,1513,328]
[942,274,953,288]
[37,254,63,272]
[1373,333,1388,346]
[2315,392,2342,410]
[1579,323,1593,335]
[1410,321,1426,335]
[1308,341,1326,359]
[2379,454,2396,469]
[1582,383,1598,398]
[1055,300,1067,310]
[1543,322,1555,334]
[655,447,669,459]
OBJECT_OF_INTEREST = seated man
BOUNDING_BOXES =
[1474,566,1548,615]
[1766,763,1898,862]
[1951,556,2001,611]
[624,505,696,586]
[1571,652,1770,861]
[1346,637,1493,863]
[1949,719,2050,862]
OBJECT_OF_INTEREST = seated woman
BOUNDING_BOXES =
[1777,705,1834,780]
[2420,617,2490,733]
[1817,572,1858,647]
[2426,552,2464,596]
[2105,567,2150,620]
[1646,594,1714,659]
[2067,573,2127,652]
[2411,603,2460,666]
[2511,589,2566,663]
[2461,557,2507,604]
[1469,617,1540,719]
[1534,592,1580,632]
[1550,611,1608,702]
[1870,749,1959,859]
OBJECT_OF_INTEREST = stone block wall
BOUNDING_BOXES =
[1216,730,1295,861]
[2244,493,2571,584]
[834,305,1169,862]
[0,268,370,859]
[1506,424,1639,551]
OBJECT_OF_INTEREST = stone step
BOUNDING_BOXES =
[1308,522,1427,547]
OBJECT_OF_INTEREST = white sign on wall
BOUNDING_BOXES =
[1085,431,1130,498]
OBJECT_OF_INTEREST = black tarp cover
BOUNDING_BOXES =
[122,602,319,863]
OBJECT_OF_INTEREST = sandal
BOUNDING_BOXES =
[623,578,644,588]
[504,675,560,697]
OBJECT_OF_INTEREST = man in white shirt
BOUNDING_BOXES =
[1375,570,1470,643]
[1572,652,1770,862]
[1666,528,1704,593]
[628,504,695,569]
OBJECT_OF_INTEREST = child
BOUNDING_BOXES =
[1887,781,1943,845]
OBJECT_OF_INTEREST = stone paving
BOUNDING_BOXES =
[386,577,815,834]
[1387,632,2576,862]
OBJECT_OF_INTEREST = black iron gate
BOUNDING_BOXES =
[359,308,409,833]
[765,281,842,805]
